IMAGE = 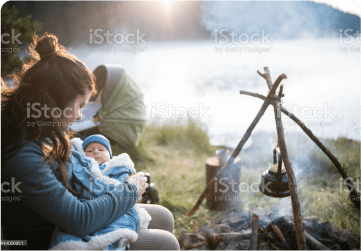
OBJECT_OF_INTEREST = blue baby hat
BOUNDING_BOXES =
[82,134,113,158]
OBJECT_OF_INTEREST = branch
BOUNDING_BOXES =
[258,66,275,91]
[260,68,306,249]
[272,93,306,250]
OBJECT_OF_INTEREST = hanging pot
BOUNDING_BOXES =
[259,148,290,198]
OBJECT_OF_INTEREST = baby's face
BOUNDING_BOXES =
[84,143,111,165]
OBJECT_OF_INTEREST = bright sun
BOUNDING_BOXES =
[161,0,172,8]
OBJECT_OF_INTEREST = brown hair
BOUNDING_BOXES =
[1,33,97,196]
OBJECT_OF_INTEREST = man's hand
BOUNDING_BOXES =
[125,172,149,202]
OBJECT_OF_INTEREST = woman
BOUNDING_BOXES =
[1,33,180,250]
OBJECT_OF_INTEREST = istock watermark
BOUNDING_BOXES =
[1,177,22,193]
[89,29,147,45]
[213,29,273,54]
[214,29,272,45]
[151,102,211,120]
[281,102,337,119]
[339,177,360,193]
[339,29,360,54]
[1,29,22,45]
[26,102,80,119]
[213,177,272,194]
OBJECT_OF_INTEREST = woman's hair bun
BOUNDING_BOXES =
[35,34,60,59]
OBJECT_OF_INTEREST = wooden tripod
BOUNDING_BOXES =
[187,67,360,250]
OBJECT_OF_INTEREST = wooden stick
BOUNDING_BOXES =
[239,90,360,209]
[257,66,273,90]
[250,213,259,250]
[271,225,285,242]
[186,76,284,216]
[266,72,306,249]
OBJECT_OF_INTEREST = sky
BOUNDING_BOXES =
[312,0,361,16]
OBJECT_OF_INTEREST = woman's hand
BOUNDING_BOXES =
[125,172,149,202]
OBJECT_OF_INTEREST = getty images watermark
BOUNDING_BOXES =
[89,28,147,54]
[213,29,273,54]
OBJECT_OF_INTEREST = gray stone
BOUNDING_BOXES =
[304,216,319,233]
[215,241,226,250]
[313,222,339,243]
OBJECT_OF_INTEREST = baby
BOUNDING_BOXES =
[49,134,151,250]
[82,134,146,203]
[83,134,113,165]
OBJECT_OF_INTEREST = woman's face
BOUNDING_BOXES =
[61,89,92,131]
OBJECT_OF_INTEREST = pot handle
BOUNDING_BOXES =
[274,153,283,196]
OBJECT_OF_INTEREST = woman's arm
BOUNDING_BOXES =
[2,141,139,237]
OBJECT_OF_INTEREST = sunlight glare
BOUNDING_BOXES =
[162,0,172,9]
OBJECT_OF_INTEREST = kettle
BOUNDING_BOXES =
[259,147,290,198]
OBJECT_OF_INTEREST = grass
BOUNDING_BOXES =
[111,122,360,238]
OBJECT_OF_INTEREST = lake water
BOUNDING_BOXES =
[71,38,360,148]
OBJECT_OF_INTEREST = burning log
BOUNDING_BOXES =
[250,213,259,250]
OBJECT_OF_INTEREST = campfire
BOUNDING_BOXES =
[179,208,360,250]
[185,67,360,250]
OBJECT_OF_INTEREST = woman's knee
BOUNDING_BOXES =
[130,229,180,250]
[138,204,174,233]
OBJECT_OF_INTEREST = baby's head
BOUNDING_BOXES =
[82,134,113,165]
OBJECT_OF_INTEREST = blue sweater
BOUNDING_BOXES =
[1,129,139,250]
